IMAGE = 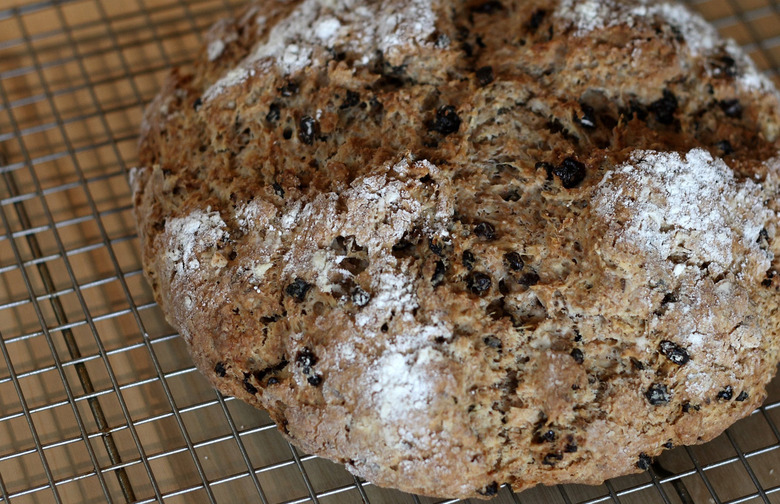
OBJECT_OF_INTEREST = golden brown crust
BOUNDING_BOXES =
[133,0,780,498]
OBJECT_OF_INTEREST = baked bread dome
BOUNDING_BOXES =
[133,0,780,498]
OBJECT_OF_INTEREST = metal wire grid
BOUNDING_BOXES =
[0,1,779,503]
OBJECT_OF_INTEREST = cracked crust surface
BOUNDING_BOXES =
[133,0,780,498]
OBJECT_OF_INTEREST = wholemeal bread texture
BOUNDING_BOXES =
[133,0,780,498]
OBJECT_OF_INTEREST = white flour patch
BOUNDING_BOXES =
[204,0,436,100]
[164,209,228,280]
[555,0,776,93]
[236,199,280,236]
[556,0,625,35]
[203,66,251,101]
[722,40,777,93]
[230,153,454,446]
[687,332,705,348]
[596,148,775,401]
[371,347,440,422]
[314,16,341,41]
[594,148,771,271]
[344,175,421,250]
[556,0,718,51]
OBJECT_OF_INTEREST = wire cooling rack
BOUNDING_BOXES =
[1,1,780,503]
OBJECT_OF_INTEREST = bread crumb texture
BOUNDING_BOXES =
[133,0,780,498]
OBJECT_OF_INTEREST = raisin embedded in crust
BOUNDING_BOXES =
[432,105,461,135]
[504,251,524,271]
[646,384,671,406]
[466,271,492,295]
[474,221,497,240]
[636,453,652,471]
[286,278,311,302]
[659,340,690,365]
[552,158,587,188]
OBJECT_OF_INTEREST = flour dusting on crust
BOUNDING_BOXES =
[159,209,229,340]
[164,209,229,279]
[555,0,718,52]
[372,350,435,421]
[594,148,776,400]
[204,0,436,101]
[555,0,775,92]
[594,148,773,272]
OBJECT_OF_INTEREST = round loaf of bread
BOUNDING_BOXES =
[133,0,780,498]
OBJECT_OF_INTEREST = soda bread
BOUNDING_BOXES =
[133,0,780,498]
